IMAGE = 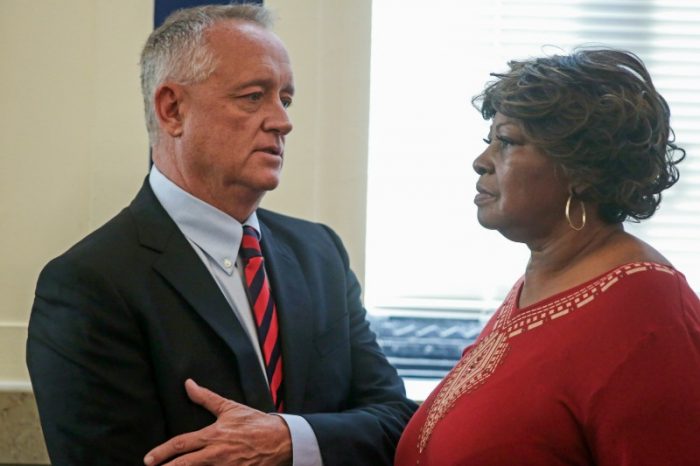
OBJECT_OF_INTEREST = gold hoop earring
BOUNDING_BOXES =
[565,193,586,231]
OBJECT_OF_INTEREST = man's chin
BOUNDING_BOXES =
[255,175,282,193]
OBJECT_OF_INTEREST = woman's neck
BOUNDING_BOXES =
[518,220,627,308]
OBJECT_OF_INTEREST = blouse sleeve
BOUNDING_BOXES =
[586,274,700,466]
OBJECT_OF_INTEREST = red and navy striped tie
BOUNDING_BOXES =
[240,225,284,412]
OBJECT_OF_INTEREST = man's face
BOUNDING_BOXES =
[168,21,294,211]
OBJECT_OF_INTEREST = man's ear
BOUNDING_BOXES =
[154,83,185,137]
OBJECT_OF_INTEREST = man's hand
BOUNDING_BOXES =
[144,379,292,466]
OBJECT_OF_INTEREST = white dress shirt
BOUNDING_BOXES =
[149,165,323,466]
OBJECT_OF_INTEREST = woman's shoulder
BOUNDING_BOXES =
[583,230,671,271]
[613,232,672,265]
[585,233,697,303]
[597,261,698,338]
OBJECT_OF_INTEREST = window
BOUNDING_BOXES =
[366,0,700,318]
[365,1,700,396]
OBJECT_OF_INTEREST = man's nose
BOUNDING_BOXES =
[263,101,293,135]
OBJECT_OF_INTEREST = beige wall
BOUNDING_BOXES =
[0,0,371,386]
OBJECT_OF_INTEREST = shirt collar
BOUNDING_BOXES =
[149,165,261,275]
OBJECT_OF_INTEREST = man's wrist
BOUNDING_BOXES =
[275,414,323,466]
[269,414,293,465]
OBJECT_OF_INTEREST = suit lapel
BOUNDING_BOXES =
[259,221,313,413]
[129,181,273,411]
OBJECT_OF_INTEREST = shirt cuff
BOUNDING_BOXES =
[276,414,324,466]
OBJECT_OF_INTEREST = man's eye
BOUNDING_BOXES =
[246,92,263,101]
[281,98,292,109]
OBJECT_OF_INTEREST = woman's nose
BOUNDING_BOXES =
[473,148,491,175]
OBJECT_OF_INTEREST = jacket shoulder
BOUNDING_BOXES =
[257,208,349,263]
[50,207,137,266]
[257,208,320,230]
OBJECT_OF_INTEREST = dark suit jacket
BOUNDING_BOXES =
[27,180,416,466]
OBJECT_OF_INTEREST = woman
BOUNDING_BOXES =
[395,49,700,465]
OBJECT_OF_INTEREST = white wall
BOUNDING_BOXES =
[0,0,371,387]
[264,0,371,285]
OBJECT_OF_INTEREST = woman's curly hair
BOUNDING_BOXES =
[472,48,685,223]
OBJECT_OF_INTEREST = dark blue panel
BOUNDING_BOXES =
[154,0,263,28]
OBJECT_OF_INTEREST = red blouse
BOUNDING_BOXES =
[395,262,700,466]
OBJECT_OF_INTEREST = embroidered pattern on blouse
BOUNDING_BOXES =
[416,262,674,456]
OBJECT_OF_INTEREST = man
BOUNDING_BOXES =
[26,4,416,466]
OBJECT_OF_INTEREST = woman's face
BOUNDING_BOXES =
[473,113,570,243]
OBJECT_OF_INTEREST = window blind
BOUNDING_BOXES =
[366,0,700,316]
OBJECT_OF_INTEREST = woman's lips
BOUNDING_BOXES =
[474,185,495,205]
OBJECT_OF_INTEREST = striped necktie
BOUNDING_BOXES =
[239,225,284,411]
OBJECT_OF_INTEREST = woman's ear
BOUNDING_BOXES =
[569,181,592,199]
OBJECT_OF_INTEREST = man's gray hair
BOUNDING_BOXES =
[140,3,273,145]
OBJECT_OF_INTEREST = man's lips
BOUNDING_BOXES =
[256,146,283,156]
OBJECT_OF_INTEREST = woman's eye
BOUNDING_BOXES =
[496,135,515,147]
[482,137,492,145]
